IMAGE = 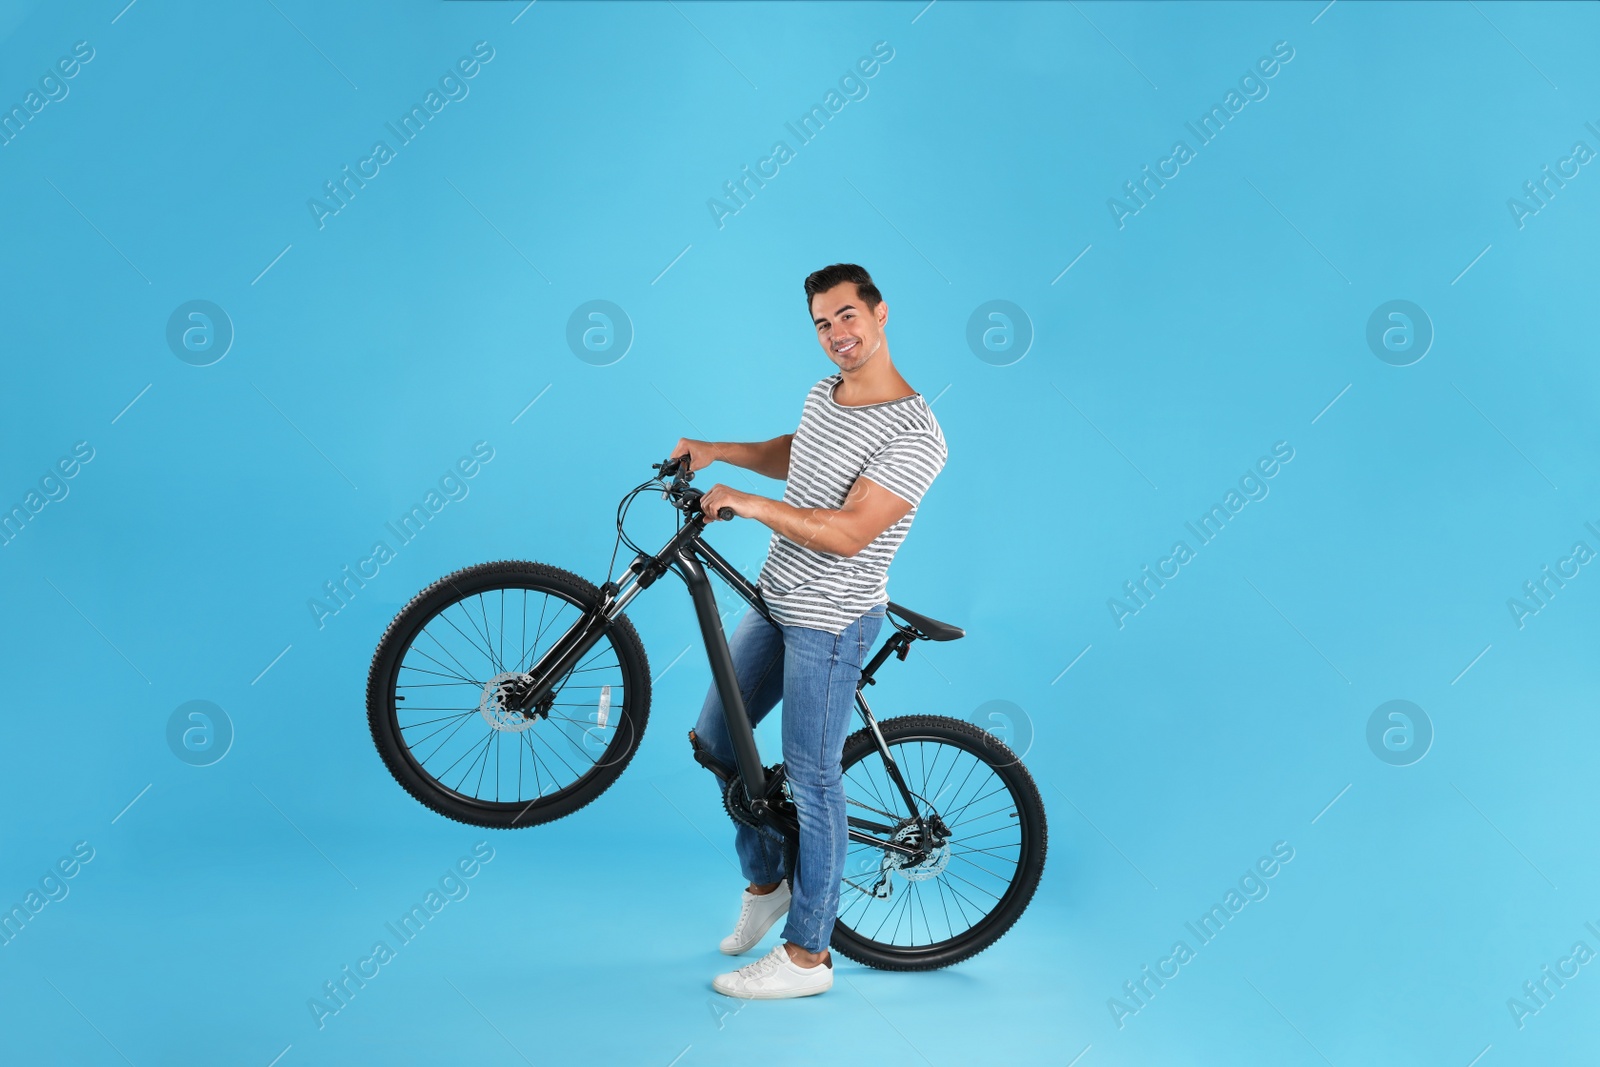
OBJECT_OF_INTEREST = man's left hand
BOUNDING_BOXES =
[700,484,763,522]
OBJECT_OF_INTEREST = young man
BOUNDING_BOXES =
[669,263,948,999]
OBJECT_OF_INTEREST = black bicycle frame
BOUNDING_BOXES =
[512,509,927,855]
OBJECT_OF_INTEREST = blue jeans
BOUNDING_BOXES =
[691,603,886,953]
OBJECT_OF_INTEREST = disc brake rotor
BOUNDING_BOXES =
[478,672,538,733]
[887,820,951,882]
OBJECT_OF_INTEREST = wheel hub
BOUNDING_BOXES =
[479,672,541,733]
[882,818,951,882]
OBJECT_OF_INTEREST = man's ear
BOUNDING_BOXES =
[876,302,888,328]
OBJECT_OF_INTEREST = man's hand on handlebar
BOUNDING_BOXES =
[666,438,719,473]
[700,483,758,523]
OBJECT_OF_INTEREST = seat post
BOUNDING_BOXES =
[857,629,912,691]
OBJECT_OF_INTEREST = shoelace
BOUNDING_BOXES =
[733,889,779,938]
[737,947,787,979]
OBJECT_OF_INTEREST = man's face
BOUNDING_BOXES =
[811,282,887,371]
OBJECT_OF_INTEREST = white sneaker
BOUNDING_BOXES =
[712,943,833,999]
[720,881,791,955]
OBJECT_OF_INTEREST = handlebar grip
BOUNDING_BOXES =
[717,507,734,521]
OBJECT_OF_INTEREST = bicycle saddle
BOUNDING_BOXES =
[885,601,964,642]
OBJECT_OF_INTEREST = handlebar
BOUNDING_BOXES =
[653,453,734,521]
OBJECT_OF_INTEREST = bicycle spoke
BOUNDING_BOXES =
[869,881,912,943]
[947,852,1013,885]
[845,757,897,817]
[438,731,493,787]
[527,720,585,780]
[954,824,1023,846]
[933,875,956,938]
[942,781,1011,826]
[859,763,898,815]
[410,712,479,753]
[463,732,495,794]
[520,730,547,796]
[420,628,483,688]
[440,604,501,676]
[401,712,478,730]
[403,647,481,687]
[524,599,571,671]
[472,595,502,675]
[519,590,529,677]
[950,842,1024,860]
[942,867,1004,904]
[932,756,982,823]
[844,794,903,823]
[912,880,934,945]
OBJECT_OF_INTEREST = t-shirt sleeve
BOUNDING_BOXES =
[858,429,946,509]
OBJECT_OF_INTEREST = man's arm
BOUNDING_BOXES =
[702,474,912,557]
[670,435,792,481]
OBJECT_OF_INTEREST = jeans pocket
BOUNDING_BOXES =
[854,608,882,667]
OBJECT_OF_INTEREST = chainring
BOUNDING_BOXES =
[722,764,794,829]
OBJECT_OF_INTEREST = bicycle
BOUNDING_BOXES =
[365,454,1047,969]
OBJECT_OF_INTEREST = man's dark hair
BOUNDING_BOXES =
[804,263,883,320]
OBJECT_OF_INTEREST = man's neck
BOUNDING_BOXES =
[834,350,914,406]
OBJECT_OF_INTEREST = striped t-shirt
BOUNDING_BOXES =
[756,373,948,634]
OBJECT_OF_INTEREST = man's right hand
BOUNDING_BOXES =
[668,438,719,473]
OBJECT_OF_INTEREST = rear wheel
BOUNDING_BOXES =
[830,715,1047,970]
[366,560,651,828]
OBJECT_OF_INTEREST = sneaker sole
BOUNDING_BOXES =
[711,977,833,999]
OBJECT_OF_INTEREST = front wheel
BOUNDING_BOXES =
[366,560,652,829]
[830,715,1047,971]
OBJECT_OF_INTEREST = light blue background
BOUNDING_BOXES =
[2,0,1597,1064]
